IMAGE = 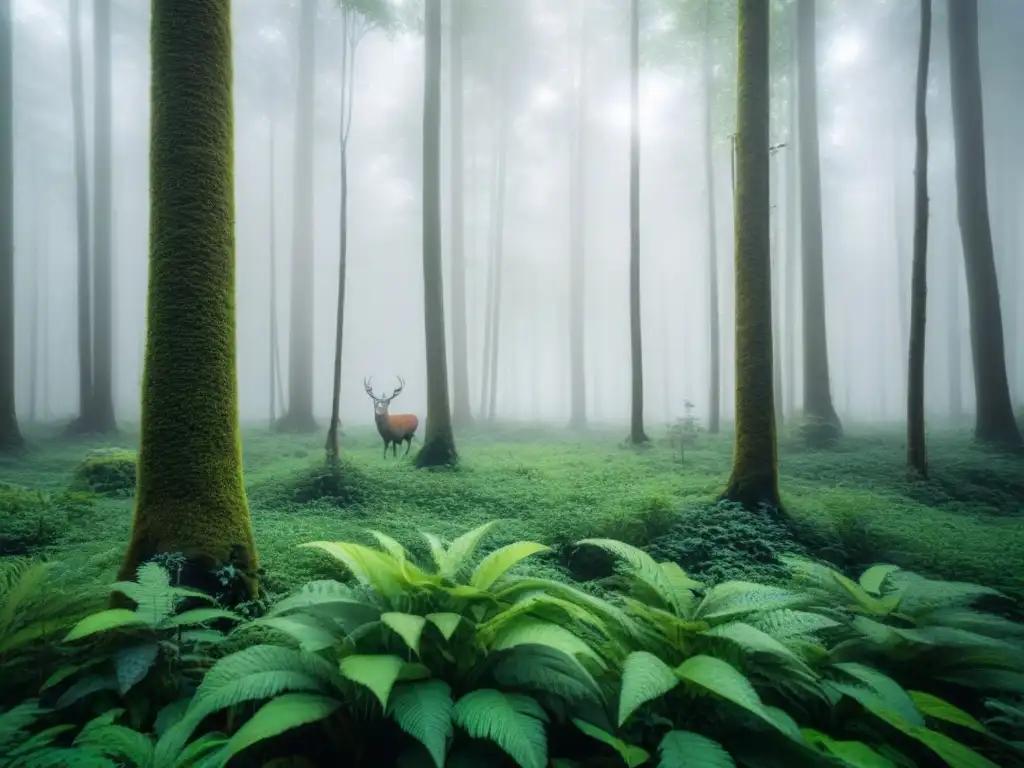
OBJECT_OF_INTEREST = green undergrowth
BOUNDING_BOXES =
[70,447,138,496]
[1,421,1022,601]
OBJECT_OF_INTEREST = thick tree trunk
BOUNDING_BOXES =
[567,0,589,431]
[907,0,931,476]
[702,0,721,435]
[91,0,117,433]
[796,0,841,440]
[68,0,93,432]
[722,0,780,510]
[0,0,19,451]
[278,0,318,433]
[448,0,472,428]
[416,0,457,467]
[627,0,648,445]
[120,0,258,601]
[770,150,783,427]
[947,0,1022,448]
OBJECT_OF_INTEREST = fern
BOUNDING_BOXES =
[387,680,455,768]
[453,689,548,768]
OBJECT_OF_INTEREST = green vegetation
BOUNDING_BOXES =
[71,448,137,496]
[0,424,1022,766]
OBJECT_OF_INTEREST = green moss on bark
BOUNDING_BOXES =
[119,0,258,598]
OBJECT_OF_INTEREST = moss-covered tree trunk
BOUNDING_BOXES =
[702,0,721,435]
[68,0,93,433]
[91,0,117,434]
[795,0,841,441]
[119,0,258,600]
[907,0,931,476]
[448,0,473,429]
[416,0,457,468]
[277,0,317,434]
[0,0,19,452]
[722,0,780,511]
[567,0,589,432]
[627,0,648,445]
[947,0,1022,448]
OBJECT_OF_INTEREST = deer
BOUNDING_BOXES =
[364,376,419,459]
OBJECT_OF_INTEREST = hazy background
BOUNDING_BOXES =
[8,0,1023,431]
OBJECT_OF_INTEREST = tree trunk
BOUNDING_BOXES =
[479,132,498,416]
[120,0,258,601]
[277,0,318,433]
[722,0,780,510]
[268,119,278,426]
[907,0,931,476]
[702,0,721,435]
[627,0,648,445]
[796,0,841,440]
[29,202,39,424]
[567,0,589,431]
[485,67,509,422]
[448,0,472,428]
[91,0,117,433]
[947,0,1022,448]
[68,0,93,432]
[948,220,962,422]
[0,0,19,451]
[416,0,458,467]
[327,8,357,464]
[784,21,799,419]
[770,150,783,427]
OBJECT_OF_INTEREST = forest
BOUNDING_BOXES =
[0,0,1022,765]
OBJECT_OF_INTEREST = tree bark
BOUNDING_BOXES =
[628,0,648,445]
[120,0,258,601]
[784,36,799,419]
[948,227,962,422]
[796,0,841,440]
[0,0,19,452]
[91,0,117,433]
[722,0,780,510]
[277,0,318,433]
[416,0,458,467]
[567,0,589,431]
[485,64,509,422]
[907,0,931,476]
[770,148,783,428]
[268,119,279,426]
[702,0,721,435]
[947,0,1022,448]
[448,0,472,428]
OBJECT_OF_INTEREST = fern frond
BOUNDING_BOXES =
[441,521,500,578]
[217,693,340,766]
[618,651,680,726]
[658,730,735,767]
[470,542,549,591]
[695,581,811,622]
[490,644,603,704]
[453,689,548,768]
[387,680,455,768]
[486,617,606,668]
[576,539,683,613]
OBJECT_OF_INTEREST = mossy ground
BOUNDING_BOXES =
[1,421,1022,602]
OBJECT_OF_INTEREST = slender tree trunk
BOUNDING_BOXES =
[327,9,357,464]
[0,0,19,451]
[120,0,258,600]
[68,0,93,431]
[948,220,962,422]
[947,0,1022,448]
[416,0,458,467]
[268,119,278,426]
[627,0,648,444]
[771,152,783,427]
[567,0,589,431]
[702,0,721,435]
[892,110,910,404]
[29,203,39,424]
[91,0,117,433]
[486,68,509,422]
[278,0,318,433]
[40,217,48,420]
[448,0,472,428]
[796,0,841,440]
[723,0,780,510]
[907,0,931,476]
[479,132,498,416]
[784,23,799,419]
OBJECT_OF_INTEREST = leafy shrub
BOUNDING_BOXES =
[646,501,807,585]
[0,484,82,555]
[71,448,137,496]
[290,461,371,507]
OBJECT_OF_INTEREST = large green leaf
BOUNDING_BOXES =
[65,609,151,641]
[576,539,682,613]
[618,651,680,726]
[800,729,896,768]
[382,612,428,655]
[256,614,340,652]
[426,612,463,641]
[858,565,901,597]
[441,521,500,578]
[831,663,923,727]
[387,680,455,768]
[453,689,548,768]
[339,654,407,709]
[470,542,549,590]
[300,541,406,596]
[674,655,774,727]
[573,719,649,767]
[657,730,735,767]
[218,693,340,764]
[908,691,989,735]
[164,608,243,629]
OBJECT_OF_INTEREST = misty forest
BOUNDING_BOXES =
[0,0,1023,765]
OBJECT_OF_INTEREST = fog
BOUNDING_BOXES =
[8,0,1023,433]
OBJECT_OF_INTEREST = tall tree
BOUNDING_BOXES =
[947,0,1022,448]
[795,0,841,441]
[120,0,259,598]
[784,16,799,419]
[0,0,18,451]
[277,0,318,433]
[567,0,589,431]
[702,0,721,435]
[627,0,648,445]
[416,0,458,467]
[947,221,962,421]
[723,0,779,510]
[91,0,117,433]
[448,0,473,428]
[907,0,932,475]
[68,0,93,433]
[268,119,282,426]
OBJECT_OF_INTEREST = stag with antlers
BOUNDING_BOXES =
[364,376,419,459]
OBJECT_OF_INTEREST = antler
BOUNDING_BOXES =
[391,376,405,401]
[363,377,379,401]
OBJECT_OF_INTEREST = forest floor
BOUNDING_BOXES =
[2,421,1023,604]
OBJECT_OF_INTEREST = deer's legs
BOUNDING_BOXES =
[403,437,412,456]
[392,442,398,459]
[382,440,389,459]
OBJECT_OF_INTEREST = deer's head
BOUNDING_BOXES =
[364,376,405,418]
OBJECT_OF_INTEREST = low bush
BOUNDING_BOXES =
[0,483,93,555]
[71,448,137,496]
[289,461,372,508]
